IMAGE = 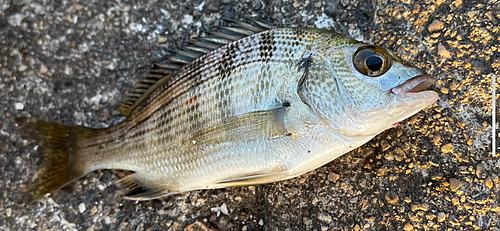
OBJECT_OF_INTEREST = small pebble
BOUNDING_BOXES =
[403,223,413,231]
[18,64,28,72]
[64,65,73,75]
[475,165,487,179]
[74,4,84,11]
[208,214,217,222]
[437,212,446,222]
[8,13,24,27]
[449,215,460,225]
[385,191,399,205]
[5,208,12,217]
[317,213,332,223]
[86,225,95,231]
[428,20,444,32]
[440,87,449,94]
[441,143,454,154]
[65,15,73,23]
[411,204,429,212]
[327,172,340,182]
[78,203,86,213]
[220,203,228,215]
[158,36,167,43]
[449,178,463,191]
[90,206,98,215]
[135,23,143,31]
[182,15,193,25]
[485,177,493,189]
[183,222,208,231]
[40,64,48,73]
[14,102,24,110]
[438,44,452,59]
[433,135,442,145]
[384,152,395,161]
[381,140,391,152]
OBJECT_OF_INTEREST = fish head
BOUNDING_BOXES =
[298,42,439,138]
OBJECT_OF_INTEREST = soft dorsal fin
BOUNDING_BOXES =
[118,19,275,117]
[118,69,175,116]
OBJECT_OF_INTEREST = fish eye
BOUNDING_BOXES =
[353,46,392,77]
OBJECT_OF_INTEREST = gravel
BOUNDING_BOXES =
[1,0,498,230]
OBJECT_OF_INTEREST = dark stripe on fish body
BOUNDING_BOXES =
[258,31,275,62]
[216,45,233,121]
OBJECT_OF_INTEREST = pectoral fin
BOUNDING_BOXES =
[192,104,291,145]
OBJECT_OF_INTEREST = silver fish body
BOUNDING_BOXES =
[18,26,438,201]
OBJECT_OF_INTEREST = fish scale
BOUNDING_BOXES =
[17,23,438,201]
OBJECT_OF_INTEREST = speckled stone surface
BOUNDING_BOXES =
[1,0,499,230]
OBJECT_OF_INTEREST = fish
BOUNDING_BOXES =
[17,20,439,201]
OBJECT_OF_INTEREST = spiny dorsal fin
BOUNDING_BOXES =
[118,19,275,117]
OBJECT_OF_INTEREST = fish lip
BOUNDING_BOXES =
[391,74,435,95]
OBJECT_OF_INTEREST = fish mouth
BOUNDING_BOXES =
[391,74,435,95]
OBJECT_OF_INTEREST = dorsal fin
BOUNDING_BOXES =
[118,19,275,117]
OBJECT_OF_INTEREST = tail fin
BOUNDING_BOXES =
[16,117,90,201]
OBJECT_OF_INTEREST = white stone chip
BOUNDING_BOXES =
[220,203,228,215]
[8,13,24,27]
[14,102,24,110]
[211,203,229,217]
[78,203,86,213]
[182,15,193,25]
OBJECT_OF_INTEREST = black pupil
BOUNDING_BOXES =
[366,56,383,71]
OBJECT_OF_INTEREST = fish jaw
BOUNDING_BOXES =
[384,74,439,125]
[337,74,439,137]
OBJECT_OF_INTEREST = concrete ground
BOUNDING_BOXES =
[0,0,498,230]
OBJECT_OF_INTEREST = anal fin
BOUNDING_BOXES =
[117,173,171,200]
